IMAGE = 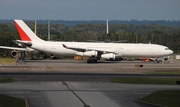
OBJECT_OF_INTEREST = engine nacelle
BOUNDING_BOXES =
[101,53,115,60]
[84,51,97,57]
[49,54,55,58]
[76,51,98,57]
[11,50,18,57]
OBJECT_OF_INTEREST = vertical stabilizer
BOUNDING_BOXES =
[14,20,44,42]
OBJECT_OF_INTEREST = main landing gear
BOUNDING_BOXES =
[87,57,97,63]
[154,58,171,64]
[154,59,161,63]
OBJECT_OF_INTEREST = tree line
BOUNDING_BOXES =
[0,21,180,57]
[1,19,180,27]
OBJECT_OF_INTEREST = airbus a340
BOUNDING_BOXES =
[11,19,173,63]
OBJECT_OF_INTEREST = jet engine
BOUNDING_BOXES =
[10,48,39,58]
[76,51,98,57]
[11,50,18,57]
[49,54,55,58]
[101,53,115,60]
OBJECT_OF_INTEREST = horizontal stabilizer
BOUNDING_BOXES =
[15,40,32,47]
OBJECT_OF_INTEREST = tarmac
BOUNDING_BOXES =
[0,59,179,73]
[0,59,180,107]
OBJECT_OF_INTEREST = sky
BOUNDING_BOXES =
[0,0,180,21]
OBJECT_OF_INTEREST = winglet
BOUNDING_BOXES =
[62,44,68,48]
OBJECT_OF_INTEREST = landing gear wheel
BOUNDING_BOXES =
[87,58,97,63]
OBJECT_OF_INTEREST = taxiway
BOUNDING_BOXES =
[0,59,180,107]
[0,59,179,74]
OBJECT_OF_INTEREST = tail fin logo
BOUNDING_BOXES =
[14,21,31,41]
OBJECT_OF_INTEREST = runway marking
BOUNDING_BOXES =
[68,81,105,84]
[21,81,105,84]
[62,81,91,107]
[19,67,43,70]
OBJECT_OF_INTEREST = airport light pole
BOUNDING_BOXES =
[48,20,50,41]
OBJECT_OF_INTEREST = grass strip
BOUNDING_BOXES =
[0,58,16,64]
[0,93,25,107]
[111,78,180,85]
[139,90,180,107]
[147,71,180,75]
[0,77,14,83]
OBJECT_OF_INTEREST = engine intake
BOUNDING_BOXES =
[49,54,55,58]
[11,50,18,57]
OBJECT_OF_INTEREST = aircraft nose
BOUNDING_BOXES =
[169,50,173,54]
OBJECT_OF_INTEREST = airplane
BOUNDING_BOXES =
[13,19,173,63]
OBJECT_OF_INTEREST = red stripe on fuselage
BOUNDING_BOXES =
[14,21,31,41]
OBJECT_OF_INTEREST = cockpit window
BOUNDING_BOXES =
[165,48,169,50]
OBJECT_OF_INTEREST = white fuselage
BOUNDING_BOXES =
[13,19,174,62]
[30,41,173,58]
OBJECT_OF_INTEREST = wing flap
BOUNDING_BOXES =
[62,44,115,54]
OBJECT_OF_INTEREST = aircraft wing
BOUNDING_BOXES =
[0,46,26,51]
[62,44,116,54]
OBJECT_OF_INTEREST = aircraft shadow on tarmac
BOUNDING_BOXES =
[23,59,126,64]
